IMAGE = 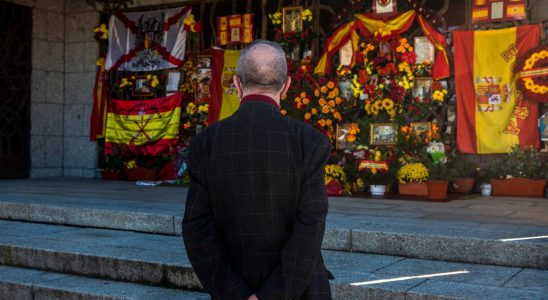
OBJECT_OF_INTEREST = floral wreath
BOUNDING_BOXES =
[514,44,548,103]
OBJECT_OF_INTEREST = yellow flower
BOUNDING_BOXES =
[95,57,105,67]
[382,98,394,110]
[302,98,310,105]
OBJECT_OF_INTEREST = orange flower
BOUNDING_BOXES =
[326,119,333,127]
[300,91,307,98]
[332,88,339,96]
[328,91,336,99]
[314,89,320,97]
[333,112,342,121]
[311,108,318,115]
[335,97,342,104]
[347,135,356,143]
[400,125,409,133]
[302,98,310,105]
[304,112,311,120]
[320,86,328,93]
[321,105,330,114]
[280,109,287,115]
[432,124,439,133]
[327,81,335,89]
[328,100,335,107]
[317,119,326,127]
[183,122,191,129]
[319,98,327,106]
[294,96,301,103]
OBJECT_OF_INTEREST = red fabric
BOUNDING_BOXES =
[108,93,182,115]
[157,160,178,180]
[105,138,179,156]
[453,30,477,154]
[90,62,107,141]
[325,179,344,196]
[417,15,449,80]
[208,47,225,124]
[515,25,541,149]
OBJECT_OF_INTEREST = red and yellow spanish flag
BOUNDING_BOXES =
[209,47,241,124]
[104,93,182,156]
[454,25,540,154]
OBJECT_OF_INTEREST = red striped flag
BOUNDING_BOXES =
[454,25,540,154]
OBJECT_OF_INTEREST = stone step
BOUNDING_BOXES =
[0,265,209,300]
[0,220,546,300]
[1,200,547,269]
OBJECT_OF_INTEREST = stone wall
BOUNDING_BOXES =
[63,0,99,178]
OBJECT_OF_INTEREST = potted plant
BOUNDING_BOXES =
[101,155,124,180]
[447,152,477,194]
[324,164,347,196]
[490,146,547,197]
[125,158,157,181]
[425,141,453,201]
[359,147,398,196]
[397,162,429,196]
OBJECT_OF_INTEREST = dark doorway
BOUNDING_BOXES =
[0,1,32,178]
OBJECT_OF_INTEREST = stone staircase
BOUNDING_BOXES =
[0,178,547,299]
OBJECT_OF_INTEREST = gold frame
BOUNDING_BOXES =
[370,123,397,145]
[282,6,303,33]
[410,122,431,135]
[335,123,351,150]
[132,75,153,97]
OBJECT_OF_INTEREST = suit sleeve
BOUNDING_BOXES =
[182,135,254,300]
[256,134,331,300]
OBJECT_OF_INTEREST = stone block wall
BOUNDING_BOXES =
[63,0,98,178]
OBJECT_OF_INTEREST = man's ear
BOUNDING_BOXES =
[279,76,292,99]
[233,74,243,99]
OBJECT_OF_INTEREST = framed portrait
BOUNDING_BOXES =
[410,122,431,135]
[414,36,435,64]
[133,75,152,97]
[196,55,212,69]
[413,77,433,101]
[336,123,351,150]
[370,123,397,145]
[540,112,548,142]
[166,70,181,92]
[282,6,303,33]
[230,27,241,43]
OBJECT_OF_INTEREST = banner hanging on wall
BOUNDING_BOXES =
[106,6,191,71]
[104,93,182,156]
[454,25,541,154]
[208,47,241,124]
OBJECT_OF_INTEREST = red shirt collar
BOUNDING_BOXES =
[241,94,280,109]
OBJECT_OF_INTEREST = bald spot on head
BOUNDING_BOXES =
[236,40,287,94]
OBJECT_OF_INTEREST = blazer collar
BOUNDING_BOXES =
[241,94,280,110]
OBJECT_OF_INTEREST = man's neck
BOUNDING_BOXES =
[241,91,280,105]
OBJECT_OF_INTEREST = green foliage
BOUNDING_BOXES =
[491,145,545,179]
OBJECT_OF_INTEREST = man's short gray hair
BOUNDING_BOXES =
[236,40,287,93]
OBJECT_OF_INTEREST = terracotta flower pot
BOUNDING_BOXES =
[491,178,547,197]
[453,178,475,194]
[126,167,157,181]
[398,182,428,196]
[426,180,449,201]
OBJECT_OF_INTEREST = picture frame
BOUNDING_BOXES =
[414,36,435,64]
[413,77,433,101]
[410,122,431,135]
[166,70,181,92]
[370,123,397,145]
[195,55,213,100]
[282,6,303,33]
[336,123,351,150]
[540,112,548,142]
[132,75,152,97]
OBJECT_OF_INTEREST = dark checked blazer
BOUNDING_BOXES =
[183,94,332,300]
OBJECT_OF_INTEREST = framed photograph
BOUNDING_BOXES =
[410,122,431,135]
[166,70,181,92]
[282,6,303,33]
[336,123,351,150]
[230,27,241,43]
[413,77,433,101]
[540,112,548,142]
[196,55,212,69]
[370,123,397,145]
[414,36,435,64]
[133,75,152,96]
